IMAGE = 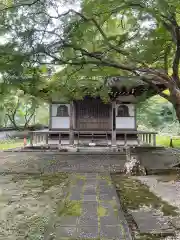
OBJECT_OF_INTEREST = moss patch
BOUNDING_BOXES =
[12,172,69,192]
[57,200,81,216]
[39,173,68,191]
[76,174,86,180]
[97,175,112,185]
[112,175,178,217]
[135,233,165,240]
[97,206,107,217]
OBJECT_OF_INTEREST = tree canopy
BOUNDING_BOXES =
[0,0,180,119]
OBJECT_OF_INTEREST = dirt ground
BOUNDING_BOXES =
[0,150,180,240]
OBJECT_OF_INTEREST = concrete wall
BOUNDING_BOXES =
[51,104,70,129]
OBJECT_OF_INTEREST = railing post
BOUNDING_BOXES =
[144,134,147,143]
[40,134,43,144]
[148,134,152,145]
[142,133,145,143]
[153,133,156,146]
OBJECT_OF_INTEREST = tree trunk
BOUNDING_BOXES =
[174,103,180,123]
[170,87,180,123]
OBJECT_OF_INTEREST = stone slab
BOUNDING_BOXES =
[99,185,116,194]
[131,210,175,234]
[84,189,96,195]
[83,195,97,202]
[100,215,120,225]
[69,188,82,201]
[84,184,97,190]
[78,226,99,238]
[76,179,85,186]
[55,216,78,226]
[99,193,116,201]
[100,225,123,238]
[55,226,77,238]
[85,180,97,186]
[79,214,98,226]
[98,179,109,186]
[82,202,98,214]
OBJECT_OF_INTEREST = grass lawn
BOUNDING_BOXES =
[0,139,24,150]
[156,135,180,148]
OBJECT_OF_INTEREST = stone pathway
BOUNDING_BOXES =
[46,173,132,240]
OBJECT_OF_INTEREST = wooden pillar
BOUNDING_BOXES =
[58,133,61,148]
[30,132,33,146]
[69,101,74,146]
[153,134,156,146]
[124,133,127,146]
[142,133,145,143]
[137,133,141,145]
[34,133,37,145]
[46,133,48,145]
[111,101,116,147]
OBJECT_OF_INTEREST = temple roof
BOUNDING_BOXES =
[105,76,162,89]
[105,76,166,99]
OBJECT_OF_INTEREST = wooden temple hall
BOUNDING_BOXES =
[29,76,165,149]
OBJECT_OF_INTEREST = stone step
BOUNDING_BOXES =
[77,147,117,153]
[130,209,175,236]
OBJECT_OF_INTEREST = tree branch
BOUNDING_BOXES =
[164,45,171,74]
[0,0,41,11]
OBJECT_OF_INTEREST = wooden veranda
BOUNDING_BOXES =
[28,130,157,148]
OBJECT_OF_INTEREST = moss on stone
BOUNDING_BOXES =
[39,173,68,191]
[112,175,178,217]
[136,233,169,240]
[57,200,81,217]
[12,172,69,192]
[76,174,86,180]
[97,206,107,217]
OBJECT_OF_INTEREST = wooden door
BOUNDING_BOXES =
[76,99,111,130]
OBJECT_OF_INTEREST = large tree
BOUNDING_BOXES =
[0,0,180,119]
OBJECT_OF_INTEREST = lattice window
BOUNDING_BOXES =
[56,105,69,117]
[117,105,130,117]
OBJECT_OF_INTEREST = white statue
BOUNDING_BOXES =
[124,155,147,176]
